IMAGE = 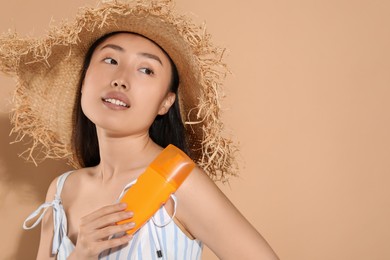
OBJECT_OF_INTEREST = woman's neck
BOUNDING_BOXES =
[94,132,163,182]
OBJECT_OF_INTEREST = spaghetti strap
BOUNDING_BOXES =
[55,171,73,198]
[23,171,73,255]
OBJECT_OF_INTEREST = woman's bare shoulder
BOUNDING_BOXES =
[60,167,95,198]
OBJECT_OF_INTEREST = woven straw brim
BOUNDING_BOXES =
[0,0,238,181]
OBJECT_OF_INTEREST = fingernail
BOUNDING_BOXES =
[125,211,133,217]
[126,222,135,228]
[119,203,127,208]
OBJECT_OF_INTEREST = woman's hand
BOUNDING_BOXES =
[69,203,135,260]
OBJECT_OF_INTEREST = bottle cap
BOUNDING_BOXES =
[150,144,195,188]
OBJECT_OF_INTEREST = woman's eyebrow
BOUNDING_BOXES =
[100,44,163,66]
[100,44,124,52]
[138,52,163,66]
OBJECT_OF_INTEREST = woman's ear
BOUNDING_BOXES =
[158,92,176,115]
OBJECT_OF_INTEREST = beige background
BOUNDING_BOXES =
[1,0,390,259]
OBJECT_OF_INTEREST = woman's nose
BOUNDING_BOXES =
[111,79,129,90]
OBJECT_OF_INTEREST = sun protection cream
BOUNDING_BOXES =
[117,144,195,234]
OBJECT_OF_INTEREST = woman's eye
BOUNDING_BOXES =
[103,58,118,65]
[139,68,154,75]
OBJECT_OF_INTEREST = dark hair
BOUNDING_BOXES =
[72,32,188,167]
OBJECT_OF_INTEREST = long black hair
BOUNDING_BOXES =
[71,31,188,167]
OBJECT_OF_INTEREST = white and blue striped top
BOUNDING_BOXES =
[23,171,203,260]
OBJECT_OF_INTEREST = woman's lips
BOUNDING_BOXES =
[102,98,130,108]
[102,91,130,109]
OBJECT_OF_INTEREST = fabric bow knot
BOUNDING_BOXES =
[23,195,66,255]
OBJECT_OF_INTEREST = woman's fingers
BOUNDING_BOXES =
[81,203,128,223]
[73,203,135,258]
[95,222,136,241]
[84,208,133,230]
[78,203,134,240]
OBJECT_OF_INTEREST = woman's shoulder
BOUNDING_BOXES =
[44,170,75,202]
[178,165,217,194]
[62,167,94,185]
[61,167,96,196]
[44,168,93,202]
[174,165,221,218]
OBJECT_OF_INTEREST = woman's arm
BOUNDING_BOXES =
[175,167,279,260]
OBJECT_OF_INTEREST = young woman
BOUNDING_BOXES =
[0,1,279,259]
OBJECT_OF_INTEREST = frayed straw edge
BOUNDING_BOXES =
[9,82,73,166]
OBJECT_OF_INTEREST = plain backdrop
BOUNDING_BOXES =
[1,0,390,259]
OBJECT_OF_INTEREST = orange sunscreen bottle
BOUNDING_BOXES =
[117,144,195,234]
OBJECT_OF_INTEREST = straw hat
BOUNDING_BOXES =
[0,0,237,181]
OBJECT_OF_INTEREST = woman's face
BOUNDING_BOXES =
[81,33,176,137]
